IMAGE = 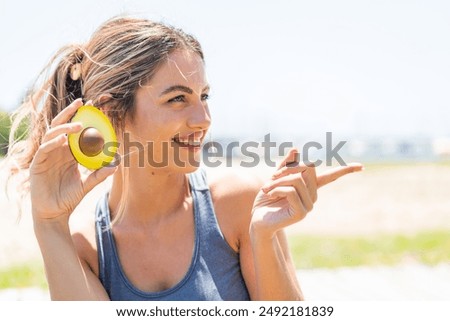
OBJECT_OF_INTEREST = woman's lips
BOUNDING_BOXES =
[172,131,204,147]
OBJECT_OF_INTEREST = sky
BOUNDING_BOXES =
[0,0,449,141]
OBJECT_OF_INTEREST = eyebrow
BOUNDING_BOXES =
[159,84,210,97]
[160,85,192,96]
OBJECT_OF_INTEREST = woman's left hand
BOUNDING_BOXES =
[250,148,363,238]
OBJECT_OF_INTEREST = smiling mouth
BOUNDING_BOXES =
[172,137,202,148]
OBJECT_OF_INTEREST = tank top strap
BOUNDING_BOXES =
[188,167,210,191]
[188,168,217,230]
[188,168,238,257]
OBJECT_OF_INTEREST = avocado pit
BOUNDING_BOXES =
[78,127,105,157]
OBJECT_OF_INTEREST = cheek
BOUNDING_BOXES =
[127,112,187,142]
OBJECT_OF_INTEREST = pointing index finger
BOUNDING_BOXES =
[317,162,364,188]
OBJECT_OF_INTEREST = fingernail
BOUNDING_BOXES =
[106,165,118,172]
[286,161,298,167]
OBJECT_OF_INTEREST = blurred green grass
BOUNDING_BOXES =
[289,230,450,269]
[0,230,449,289]
[0,260,47,289]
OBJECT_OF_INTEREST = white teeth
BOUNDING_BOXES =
[173,137,201,146]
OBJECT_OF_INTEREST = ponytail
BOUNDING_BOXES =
[4,44,85,178]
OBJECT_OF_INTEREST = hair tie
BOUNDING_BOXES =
[70,63,82,81]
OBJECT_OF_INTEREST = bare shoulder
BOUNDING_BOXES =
[70,212,99,276]
[205,168,268,251]
[207,168,265,201]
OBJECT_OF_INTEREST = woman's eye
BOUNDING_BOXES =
[168,95,185,103]
[167,93,209,105]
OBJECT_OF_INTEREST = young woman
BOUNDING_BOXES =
[5,16,362,300]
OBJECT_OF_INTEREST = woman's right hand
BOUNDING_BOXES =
[29,98,117,223]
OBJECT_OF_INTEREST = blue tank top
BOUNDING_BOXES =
[95,168,250,301]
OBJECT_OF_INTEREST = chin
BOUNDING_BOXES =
[155,155,202,175]
[170,150,203,173]
[172,160,202,174]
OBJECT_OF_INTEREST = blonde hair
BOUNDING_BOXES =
[4,16,204,218]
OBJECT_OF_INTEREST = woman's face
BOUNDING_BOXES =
[122,50,211,173]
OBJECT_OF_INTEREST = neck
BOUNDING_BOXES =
[109,166,190,225]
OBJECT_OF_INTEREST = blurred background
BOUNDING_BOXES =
[0,0,449,300]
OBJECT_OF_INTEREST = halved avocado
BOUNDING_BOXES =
[68,105,118,170]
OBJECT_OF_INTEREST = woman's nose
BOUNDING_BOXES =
[187,102,211,129]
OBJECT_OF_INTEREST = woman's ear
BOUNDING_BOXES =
[95,94,126,134]
[96,94,113,111]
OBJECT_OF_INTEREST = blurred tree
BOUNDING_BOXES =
[0,109,28,156]
[0,110,10,155]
